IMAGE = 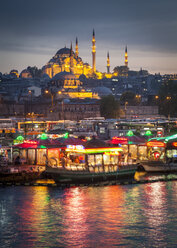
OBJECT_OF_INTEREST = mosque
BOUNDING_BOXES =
[42,30,128,80]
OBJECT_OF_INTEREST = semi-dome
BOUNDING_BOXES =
[42,73,50,79]
[93,86,112,96]
[56,47,71,56]
[52,71,76,81]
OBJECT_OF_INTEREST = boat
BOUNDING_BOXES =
[46,138,137,184]
[0,139,61,183]
[0,165,44,183]
[138,161,177,172]
[138,134,177,172]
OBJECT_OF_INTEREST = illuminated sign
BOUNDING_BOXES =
[104,151,120,155]
[147,141,165,147]
[66,146,122,154]
[23,140,38,145]
[112,137,128,144]
[66,145,85,150]
[172,142,177,147]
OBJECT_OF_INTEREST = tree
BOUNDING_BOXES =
[27,66,42,78]
[100,95,120,119]
[158,80,177,117]
[113,66,129,77]
[120,91,136,105]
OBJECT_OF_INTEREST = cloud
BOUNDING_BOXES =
[0,0,177,73]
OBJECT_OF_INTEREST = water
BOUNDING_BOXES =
[1,181,177,248]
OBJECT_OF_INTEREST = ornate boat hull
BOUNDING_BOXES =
[46,165,137,184]
[139,161,177,172]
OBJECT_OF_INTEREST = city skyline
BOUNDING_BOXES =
[1,0,177,75]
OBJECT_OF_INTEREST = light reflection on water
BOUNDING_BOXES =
[1,182,177,247]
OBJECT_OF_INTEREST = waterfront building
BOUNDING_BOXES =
[47,99,101,121]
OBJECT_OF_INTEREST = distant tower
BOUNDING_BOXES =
[107,52,110,74]
[92,29,96,73]
[125,45,128,67]
[75,37,79,58]
[70,42,74,73]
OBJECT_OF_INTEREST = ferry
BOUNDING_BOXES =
[138,134,177,172]
[46,138,137,184]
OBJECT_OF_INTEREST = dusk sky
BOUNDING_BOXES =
[1,0,177,75]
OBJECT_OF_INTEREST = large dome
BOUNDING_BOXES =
[56,47,70,56]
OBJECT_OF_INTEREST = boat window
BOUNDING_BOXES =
[88,155,95,166]
[121,145,128,154]
[110,155,118,165]
[129,145,138,161]
[138,146,147,161]
[67,153,85,165]
[166,149,177,158]
[20,149,27,164]
[37,149,47,165]
[103,154,110,165]
[27,149,36,165]
[48,149,60,166]
[95,154,102,166]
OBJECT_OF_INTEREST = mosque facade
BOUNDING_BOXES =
[42,30,129,80]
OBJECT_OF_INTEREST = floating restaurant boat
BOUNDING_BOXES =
[139,134,177,172]
[0,138,65,182]
[109,135,147,163]
[46,138,137,184]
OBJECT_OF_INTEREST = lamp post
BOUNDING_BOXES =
[166,96,171,120]
[45,90,54,110]
[28,90,32,114]
[124,101,128,118]
[135,94,141,105]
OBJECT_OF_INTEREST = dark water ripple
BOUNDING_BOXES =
[1,181,177,248]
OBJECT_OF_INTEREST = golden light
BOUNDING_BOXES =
[58,91,61,94]
[155,96,159,99]
[146,141,165,147]
[45,90,49,94]
[166,96,171,100]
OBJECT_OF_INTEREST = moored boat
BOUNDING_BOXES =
[139,134,177,172]
[46,138,137,184]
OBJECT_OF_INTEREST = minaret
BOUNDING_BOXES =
[107,52,110,74]
[75,37,79,58]
[92,29,96,73]
[125,45,128,67]
[70,42,73,73]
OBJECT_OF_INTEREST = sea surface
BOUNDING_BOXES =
[1,175,177,247]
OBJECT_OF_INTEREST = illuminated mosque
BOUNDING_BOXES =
[42,30,128,80]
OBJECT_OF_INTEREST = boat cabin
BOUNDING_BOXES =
[64,144,124,172]
[110,136,147,163]
[146,134,177,163]
[12,139,65,167]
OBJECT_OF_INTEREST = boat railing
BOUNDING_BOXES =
[46,161,137,172]
[66,162,86,171]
